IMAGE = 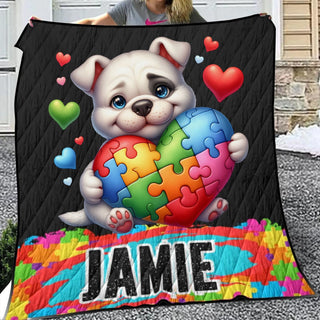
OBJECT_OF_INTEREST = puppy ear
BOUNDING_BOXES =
[149,37,191,71]
[70,55,110,95]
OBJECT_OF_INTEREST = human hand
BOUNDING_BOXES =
[29,16,40,27]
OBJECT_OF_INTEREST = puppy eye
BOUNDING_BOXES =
[111,95,126,109]
[155,85,170,99]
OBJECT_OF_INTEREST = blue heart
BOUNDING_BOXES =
[54,147,76,169]
[195,55,204,64]
[63,177,73,186]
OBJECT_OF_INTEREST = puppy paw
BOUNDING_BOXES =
[197,198,229,222]
[228,132,249,163]
[107,208,134,233]
[80,165,103,205]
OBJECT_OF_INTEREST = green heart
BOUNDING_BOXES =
[48,100,80,130]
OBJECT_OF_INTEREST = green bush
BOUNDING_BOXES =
[0,220,17,292]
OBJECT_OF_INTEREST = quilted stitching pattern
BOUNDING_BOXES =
[15,16,279,242]
[6,16,316,319]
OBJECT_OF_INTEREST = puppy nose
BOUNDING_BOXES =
[132,99,153,117]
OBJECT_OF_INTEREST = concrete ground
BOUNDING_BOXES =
[0,136,319,319]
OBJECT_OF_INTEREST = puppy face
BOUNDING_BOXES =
[92,51,195,140]
[71,37,196,141]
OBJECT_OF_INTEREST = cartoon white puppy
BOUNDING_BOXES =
[59,37,249,233]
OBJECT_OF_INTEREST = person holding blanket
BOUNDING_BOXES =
[30,0,206,26]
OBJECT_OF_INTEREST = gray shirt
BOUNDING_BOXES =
[109,0,206,25]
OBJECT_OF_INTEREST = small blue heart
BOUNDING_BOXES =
[195,55,204,64]
[54,147,76,169]
[63,177,73,186]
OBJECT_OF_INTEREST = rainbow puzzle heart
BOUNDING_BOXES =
[93,107,235,227]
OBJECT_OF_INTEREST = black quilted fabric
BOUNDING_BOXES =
[7,15,318,320]
[15,15,278,243]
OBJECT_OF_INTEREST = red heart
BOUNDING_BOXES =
[203,64,244,102]
[204,36,219,52]
[56,52,71,67]
[75,136,84,145]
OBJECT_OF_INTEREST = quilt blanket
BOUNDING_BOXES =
[6,15,315,319]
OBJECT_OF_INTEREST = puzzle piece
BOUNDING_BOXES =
[210,109,234,141]
[14,261,37,283]
[93,136,151,178]
[103,187,131,208]
[158,120,182,145]
[93,140,120,177]
[153,185,213,226]
[182,129,227,158]
[203,137,221,158]
[113,136,152,158]
[270,260,300,281]
[187,165,220,196]
[165,187,213,227]
[280,277,310,296]
[189,165,211,180]
[156,120,194,174]
[94,158,127,203]
[114,142,160,185]
[180,185,198,207]
[178,109,229,157]
[146,203,160,222]
[175,107,213,128]
[148,156,203,201]
[122,171,168,221]
[203,180,220,197]
[188,107,213,118]
[154,206,172,224]
[189,142,234,194]
[251,281,284,299]
[225,144,235,169]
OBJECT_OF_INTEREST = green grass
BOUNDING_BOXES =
[0,220,17,292]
